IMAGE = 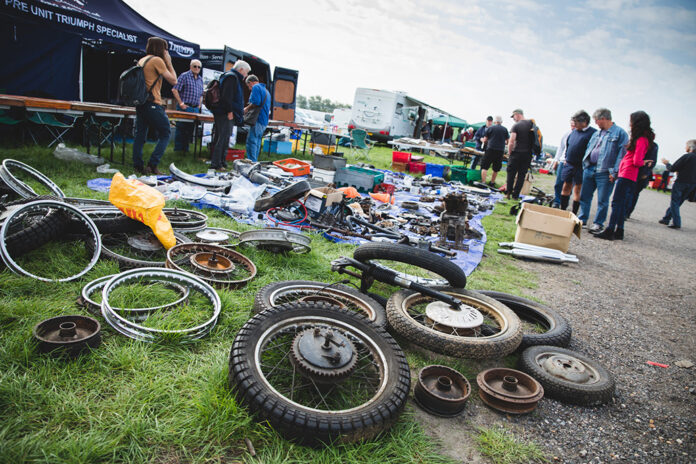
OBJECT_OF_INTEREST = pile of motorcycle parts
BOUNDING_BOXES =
[253,280,387,326]
[79,274,191,321]
[33,315,101,356]
[100,267,221,343]
[228,302,410,445]
[518,345,615,406]
[413,365,471,417]
[437,192,481,251]
[166,243,257,288]
[0,158,65,199]
[477,368,544,414]
[239,228,311,254]
[0,198,101,282]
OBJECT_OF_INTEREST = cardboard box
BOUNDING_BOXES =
[304,187,344,216]
[514,203,582,253]
[391,161,408,172]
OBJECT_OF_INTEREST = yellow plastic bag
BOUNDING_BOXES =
[108,172,176,249]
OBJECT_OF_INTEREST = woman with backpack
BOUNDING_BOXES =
[132,37,177,175]
[595,111,655,241]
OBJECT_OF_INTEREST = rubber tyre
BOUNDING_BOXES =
[66,210,146,235]
[3,206,69,257]
[253,280,387,327]
[229,302,411,445]
[353,242,467,289]
[386,288,522,359]
[518,345,615,406]
[476,290,571,350]
[253,180,311,212]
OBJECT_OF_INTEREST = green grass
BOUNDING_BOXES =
[475,426,548,464]
[0,141,548,463]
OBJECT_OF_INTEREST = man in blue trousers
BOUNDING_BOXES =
[244,74,271,162]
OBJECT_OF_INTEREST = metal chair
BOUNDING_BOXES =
[26,111,77,147]
[348,129,374,160]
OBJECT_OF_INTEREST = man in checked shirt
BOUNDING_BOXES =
[172,59,204,153]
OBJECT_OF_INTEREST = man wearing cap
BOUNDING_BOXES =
[506,109,534,199]
[172,59,204,153]
[560,110,596,215]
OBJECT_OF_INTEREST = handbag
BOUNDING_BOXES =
[243,88,267,126]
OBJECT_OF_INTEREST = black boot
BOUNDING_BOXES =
[572,200,580,215]
[594,226,615,240]
[560,195,570,210]
[613,228,624,240]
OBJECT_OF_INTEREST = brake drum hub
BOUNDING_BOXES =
[424,300,483,329]
[127,234,163,252]
[291,328,357,383]
[190,251,235,273]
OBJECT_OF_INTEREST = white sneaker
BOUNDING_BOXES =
[589,224,604,234]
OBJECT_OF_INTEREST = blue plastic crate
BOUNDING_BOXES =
[425,163,447,178]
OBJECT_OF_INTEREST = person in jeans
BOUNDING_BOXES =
[172,59,204,153]
[659,139,696,229]
[132,37,177,175]
[552,119,575,207]
[505,109,534,199]
[595,111,654,241]
[578,108,629,234]
[626,142,658,219]
[480,115,508,186]
[244,74,271,162]
[210,60,249,171]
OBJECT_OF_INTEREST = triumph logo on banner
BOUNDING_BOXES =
[169,41,194,58]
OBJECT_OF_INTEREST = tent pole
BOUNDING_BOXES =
[442,115,448,143]
[79,45,84,101]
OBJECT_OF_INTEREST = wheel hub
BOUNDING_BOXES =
[413,365,471,417]
[542,355,592,383]
[196,229,230,243]
[424,300,483,329]
[476,368,544,414]
[291,327,356,383]
[127,233,163,251]
[189,251,235,273]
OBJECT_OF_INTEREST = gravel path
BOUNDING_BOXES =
[413,187,696,463]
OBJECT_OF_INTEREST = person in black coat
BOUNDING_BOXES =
[210,60,249,170]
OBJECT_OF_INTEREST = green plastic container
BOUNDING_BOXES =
[467,169,481,182]
[335,166,385,192]
[449,166,468,183]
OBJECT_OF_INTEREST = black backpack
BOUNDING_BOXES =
[530,123,543,156]
[203,72,230,109]
[118,56,161,107]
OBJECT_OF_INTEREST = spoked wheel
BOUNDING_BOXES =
[353,242,467,292]
[253,280,387,327]
[163,207,207,232]
[98,231,191,269]
[166,243,257,288]
[386,288,522,359]
[229,302,410,445]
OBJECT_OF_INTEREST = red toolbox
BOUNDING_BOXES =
[392,151,412,163]
[408,161,426,174]
[226,149,245,161]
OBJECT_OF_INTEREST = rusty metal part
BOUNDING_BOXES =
[33,315,101,356]
[166,243,257,288]
[476,368,544,414]
[290,327,357,384]
[401,201,420,210]
[413,365,471,417]
[443,192,469,216]
[419,195,436,203]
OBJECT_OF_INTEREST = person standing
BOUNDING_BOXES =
[244,74,271,162]
[480,116,509,186]
[210,60,249,171]
[658,140,696,229]
[552,119,575,207]
[595,111,654,240]
[578,108,629,234]
[132,37,177,175]
[472,116,492,169]
[625,142,658,219]
[559,110,596,215]
[172,59,204,153]
[505,109,534,200]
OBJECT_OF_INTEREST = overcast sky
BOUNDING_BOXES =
[124,0,696,162]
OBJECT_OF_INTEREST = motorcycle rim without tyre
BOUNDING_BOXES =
[476,290,571,349]
[518,345,615,406]
[98,231,192,269]
[228,302,411,445]
[353,242,467,290]
[253,280,387,327]
[386,288,522,359]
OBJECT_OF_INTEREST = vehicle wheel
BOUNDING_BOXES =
[353,242,467,290]
[253,180,312,212]
[66,208,146,235]
[229,302,410,445]
[3,203,69,256]
[476,290,571,349]
[518,345,615,406]
[254,280,387,327]
[386,288,522,359]
[97,230,192,269]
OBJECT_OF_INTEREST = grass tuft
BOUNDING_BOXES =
[475,426,548,464]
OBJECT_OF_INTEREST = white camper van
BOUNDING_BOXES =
[348,88,447,142]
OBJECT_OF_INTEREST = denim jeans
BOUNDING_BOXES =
[174,105,199,151]
[607,177,635,231]
[579,166,614,226]
[211,113,232,169]
[133,103,170,169]
[553,161,564,206]
[245,122,266,162]
[662,182,696,228]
